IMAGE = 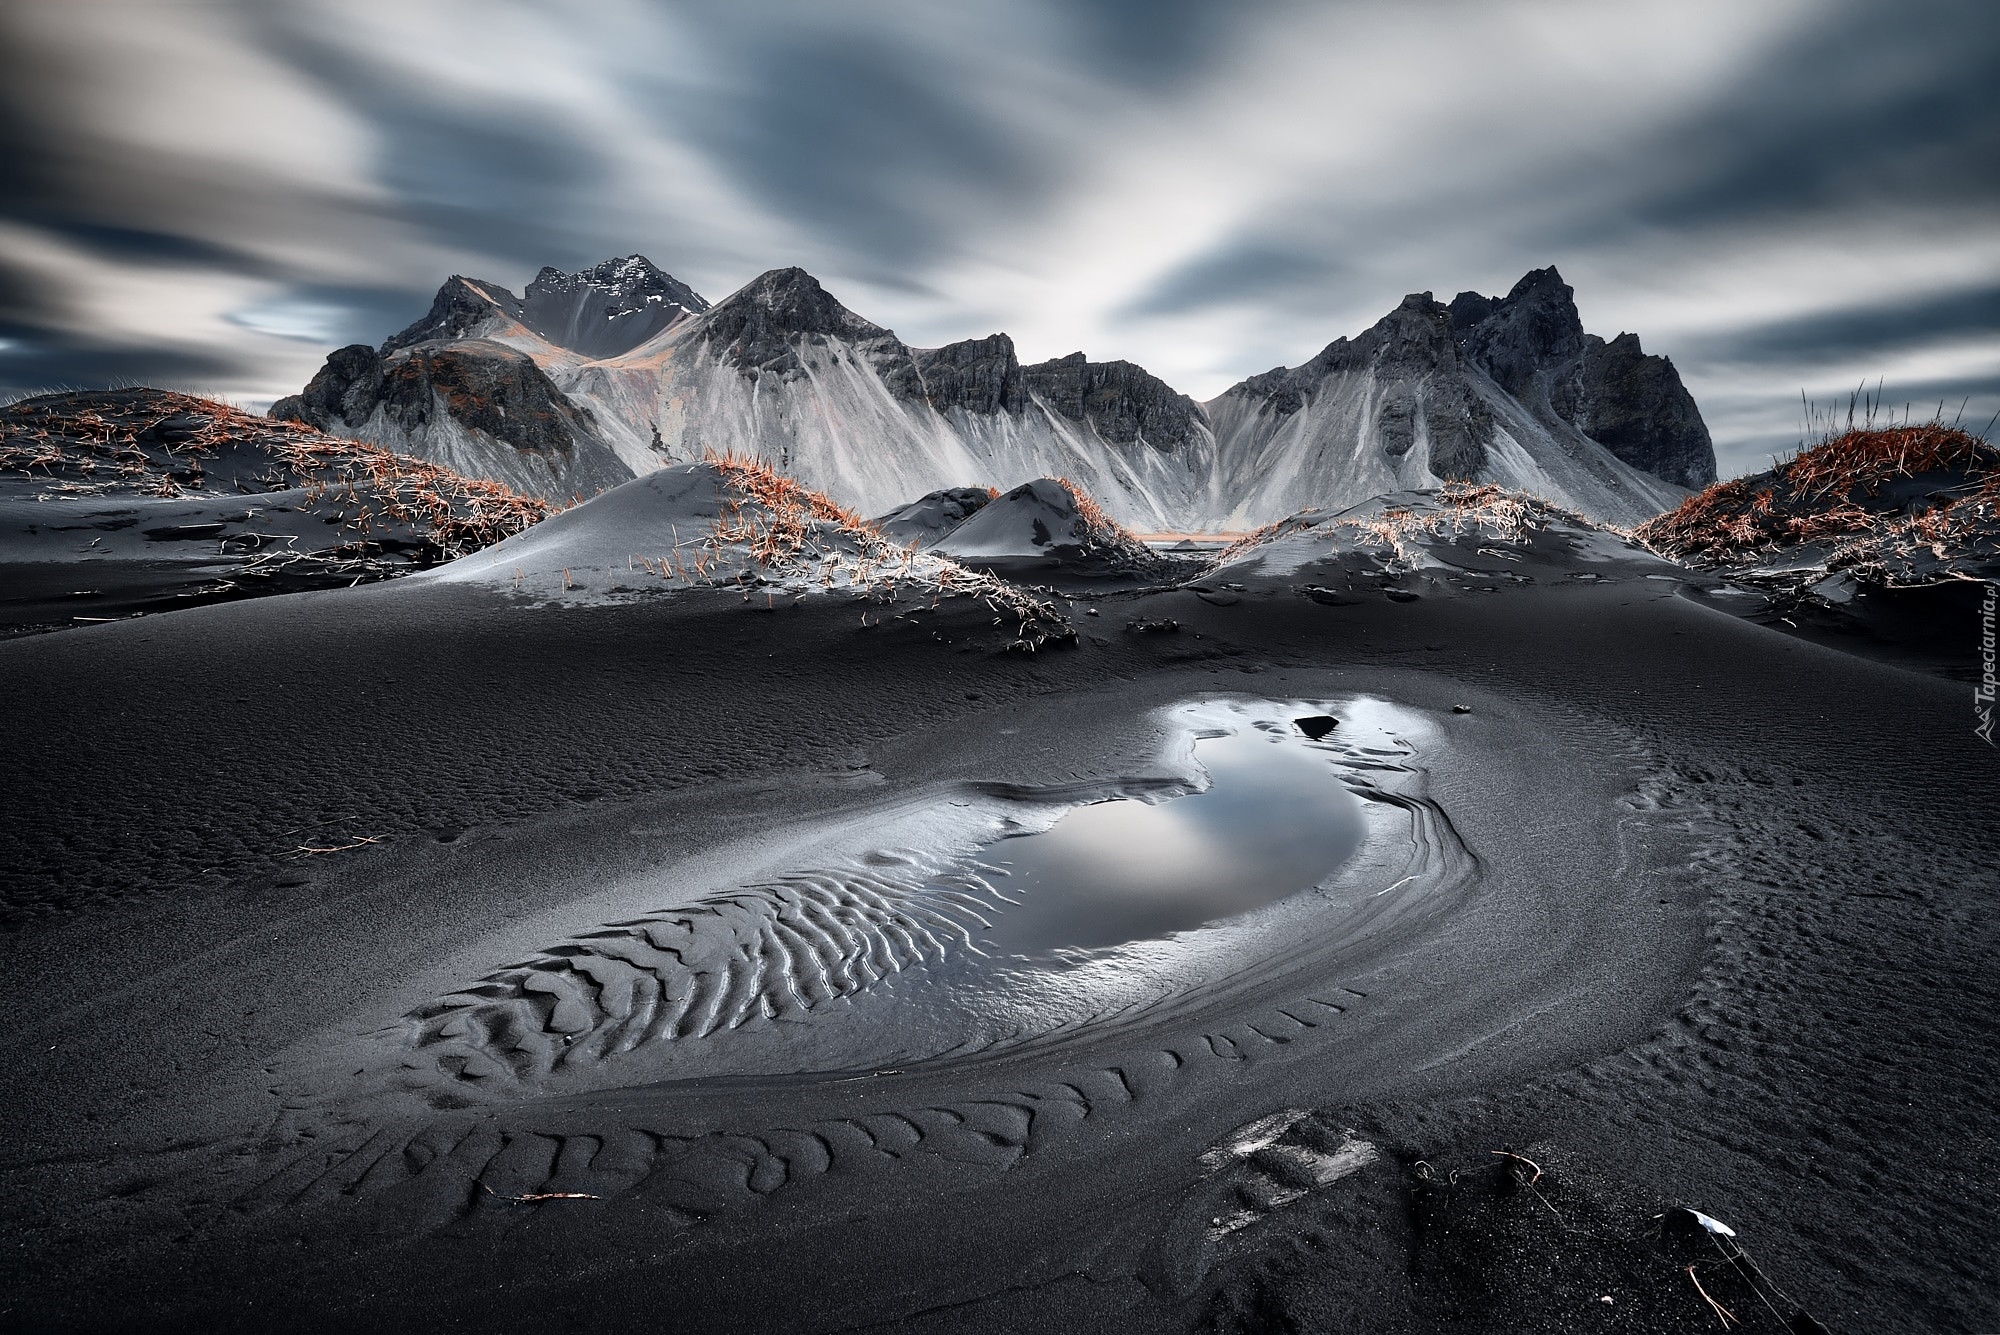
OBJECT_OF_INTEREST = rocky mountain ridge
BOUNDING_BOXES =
[1450,267,1715,488]
[272,258,1714,528]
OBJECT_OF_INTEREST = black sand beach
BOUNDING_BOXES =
[2,561,1994,1332]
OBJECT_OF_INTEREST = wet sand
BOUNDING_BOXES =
[0,567,1994,1332]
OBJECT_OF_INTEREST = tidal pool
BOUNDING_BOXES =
[970,706,1369,954]
[388,695,1450,1094]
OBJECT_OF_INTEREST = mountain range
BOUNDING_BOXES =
[272,257,1714,529]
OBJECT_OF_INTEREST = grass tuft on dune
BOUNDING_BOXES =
[1637,422,2000,587]
[1,388,552,559]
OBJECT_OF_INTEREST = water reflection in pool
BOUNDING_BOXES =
[972,708,1368,954]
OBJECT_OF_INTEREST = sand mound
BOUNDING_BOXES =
[872,486,999,547]
[1636,424,2000,601]
[0,388,550,633]
[1209,482,1673,598]
[428,453,1074,649]
[932,475,1166,574]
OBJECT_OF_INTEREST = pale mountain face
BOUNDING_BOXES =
[272,259,1713,528]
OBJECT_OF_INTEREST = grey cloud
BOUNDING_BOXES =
[225,282,445,348]
[8,223,262,274]
[248,15,614,274]
[0,0,1993,474]
[1058,0,1248,87]
[667,30,1039,267]
[1690,287,2000,367]
[1120,243,1349,321]
[0,338,248,400]
[1617,0,2000,231]
[1138,0,1999,321]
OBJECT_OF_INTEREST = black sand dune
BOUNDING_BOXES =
[1639,423,2000,682]
[0,492,1995,1333]
[932,476,1186,592]
[0,389,548,637]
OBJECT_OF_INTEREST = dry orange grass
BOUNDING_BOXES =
[1052,475,1147,550]
[1,390,551,557]
[704,448,885,569]
[1216,513,1298,565]
[1217,482,1583,568]
[268,426,550,556]
[1780,422,1986,501]
[692,449,1073,650]
[1638,424,1998,567]
[1049,476,1165,573]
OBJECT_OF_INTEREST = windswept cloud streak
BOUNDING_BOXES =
[0,0,1993,476]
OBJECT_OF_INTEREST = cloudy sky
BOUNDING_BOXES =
[2,0,1993,477]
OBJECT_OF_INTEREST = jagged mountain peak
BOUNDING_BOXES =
[1237,291,1463,412]
[1506,264,1571,302]
[1350,292,1461,365]
[380,259,710,362]
[714,267,880,330]
[381,275,518,355]
[516,256,707,359]
[526,255,710,319]
[908,334,1022,415]
[698,267,899,373]
[1450,266,1586,396]
[1445,265,1714,487]
[1203,273,1697,524]
[1019,350,1206,449]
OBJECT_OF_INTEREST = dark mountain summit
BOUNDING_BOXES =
[884,335,1203,449]
[1450,267,1716,487]
[1449,266,1585,397]
[1224,292,1493,478]
[906,334,1025,415]
[378,259,707,361]
[380,276,517,355]
[1018,352,1206,451]
[696,266,904,374]
[271,257,714,499]
[518,256,709,359]
[695,273,1203,450]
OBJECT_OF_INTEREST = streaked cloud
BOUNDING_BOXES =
[1,0,1993,476]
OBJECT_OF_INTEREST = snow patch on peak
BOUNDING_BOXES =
[528,256,710,318]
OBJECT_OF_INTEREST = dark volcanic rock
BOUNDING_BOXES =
[1444,289,1497,332]
[1020,352,1205,449]
[1233,294,1491,477]
[1234,362,1313,418]
[379,344,588,453]
[381,276,518,355]
[911,334,1026,415]
[896,335,1200,447]
[274,341,589,455]
[519,256,709,359]
[1318,292,1467,378]
[699,267,907,376]
[270,344,385,429]
[1452,266,1585,399]
[1451,267,1716,487]
[1559,333,1716,488]
[872,486,998,546]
